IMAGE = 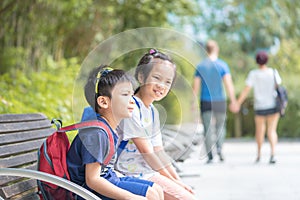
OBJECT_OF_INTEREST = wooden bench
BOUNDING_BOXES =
[162,123,203,177]
[162,122,203,162]
[0,113,54,200]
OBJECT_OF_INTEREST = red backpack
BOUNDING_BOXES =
[37,119,115,200]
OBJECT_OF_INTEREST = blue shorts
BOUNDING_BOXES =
[255,107,279,116]
[99,169,153,200]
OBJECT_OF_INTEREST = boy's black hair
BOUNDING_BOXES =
[134,49,176,93]
[84,64,134,112]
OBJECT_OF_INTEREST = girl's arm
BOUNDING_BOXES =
[132,137,174,179]
[132,138,195,194]
[153,146,179,180]
[153,146,195,194]
[85,162,146,200]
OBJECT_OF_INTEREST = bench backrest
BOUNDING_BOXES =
[0,113,54,199]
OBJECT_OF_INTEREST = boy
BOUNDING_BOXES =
[67,65,163,200]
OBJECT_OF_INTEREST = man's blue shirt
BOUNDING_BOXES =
[194,58,230,102]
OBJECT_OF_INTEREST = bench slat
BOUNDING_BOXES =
[0,128,54,145]
[12,190,40,200]
[0,179,37,199]
[0,163,37,186]
[0,113,47,123]
[0,138,45,157]
[0,119,51,134]
[0,113,54,199]
[0,151,37,168]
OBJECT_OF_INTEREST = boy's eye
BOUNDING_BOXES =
[122,91,134,96]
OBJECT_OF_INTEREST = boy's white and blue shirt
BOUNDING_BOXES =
[115,96,162,179]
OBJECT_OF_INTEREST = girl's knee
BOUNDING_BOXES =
[146,183,164,200]
[153,183,164,199]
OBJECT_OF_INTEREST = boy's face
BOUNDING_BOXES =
[143,59,175,101]
[110,81,135,120]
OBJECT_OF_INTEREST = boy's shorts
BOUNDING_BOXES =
[99,168,153,200]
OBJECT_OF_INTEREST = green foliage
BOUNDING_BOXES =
[193,0,300,54]
[0,58,80,125]
[270,39,300,73]
[0,47,29,74]
[1,0,300,138]
[0,0,198,74]
[157,91,181,124]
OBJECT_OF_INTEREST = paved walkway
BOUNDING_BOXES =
[178,139,300,200]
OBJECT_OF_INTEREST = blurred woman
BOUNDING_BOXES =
[236,51,281,164]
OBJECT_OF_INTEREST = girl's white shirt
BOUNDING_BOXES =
[115,96,162,179]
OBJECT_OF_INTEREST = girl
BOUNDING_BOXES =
[115,49,197,200]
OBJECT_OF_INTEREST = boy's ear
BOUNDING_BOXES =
[96,96,109,109]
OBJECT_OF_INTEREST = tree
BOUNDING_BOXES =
[0,0,198,74]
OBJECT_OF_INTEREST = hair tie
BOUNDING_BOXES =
[149,48,158,55]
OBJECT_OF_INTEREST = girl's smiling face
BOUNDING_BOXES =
[142,59,175,102]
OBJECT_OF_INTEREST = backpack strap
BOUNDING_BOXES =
[273,68,279,88]
[57,120,115,166]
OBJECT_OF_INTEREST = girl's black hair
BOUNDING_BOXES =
[84,64,134,111]
[134,49,176,93]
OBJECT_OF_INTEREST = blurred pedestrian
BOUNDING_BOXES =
[236,51,281,164]
[192,40,237,163]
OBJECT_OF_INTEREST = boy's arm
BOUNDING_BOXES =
[85,162,146,200]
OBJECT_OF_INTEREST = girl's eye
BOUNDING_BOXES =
[153,75,160,80]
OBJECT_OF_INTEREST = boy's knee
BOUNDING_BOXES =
[146,183,163,200]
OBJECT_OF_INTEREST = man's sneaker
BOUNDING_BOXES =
[218,152,224,162]
[206,151,214,164]
[206,158,214,164]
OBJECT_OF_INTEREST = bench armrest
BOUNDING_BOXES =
[0,168,101,200]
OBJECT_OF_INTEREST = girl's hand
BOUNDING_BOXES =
[174,179,195,194]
